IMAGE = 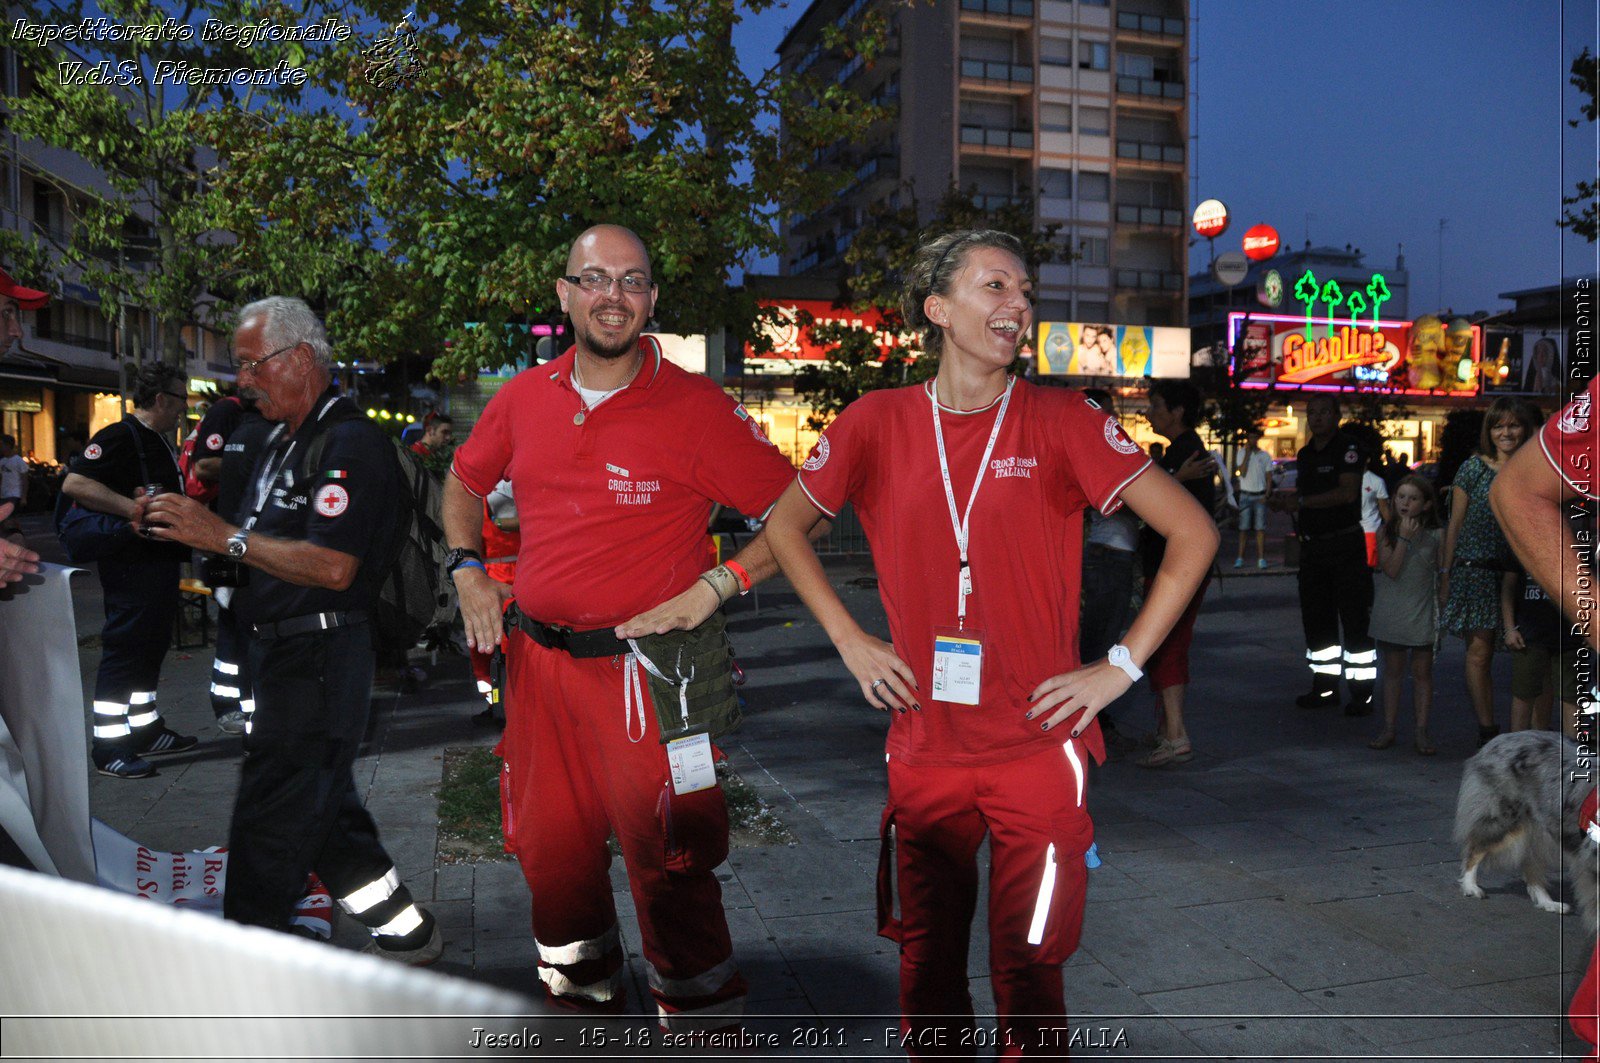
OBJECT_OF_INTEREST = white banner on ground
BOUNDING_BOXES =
[0,562,94,882]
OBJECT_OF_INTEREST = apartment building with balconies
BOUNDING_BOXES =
[777,0,1188,330]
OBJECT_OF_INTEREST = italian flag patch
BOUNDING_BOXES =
[325,470,348,480]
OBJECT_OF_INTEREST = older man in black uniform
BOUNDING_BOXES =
[62,362,199,779]
[143,297,440,963]
[1272,393,1375,713]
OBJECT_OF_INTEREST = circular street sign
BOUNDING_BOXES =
[1257,268,1284,308]
[1242,223,1281,261]
[1192,199,1230,239]
[1213,251,1249,287]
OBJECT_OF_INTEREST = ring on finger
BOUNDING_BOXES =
[870,678,887,695]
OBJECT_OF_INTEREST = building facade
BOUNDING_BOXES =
[777,0,1189,329]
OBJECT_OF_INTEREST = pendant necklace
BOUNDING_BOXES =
[571,355,641,426]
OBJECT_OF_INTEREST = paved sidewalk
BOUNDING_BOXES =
[28,507,1588,1061]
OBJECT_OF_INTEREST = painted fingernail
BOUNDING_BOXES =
[1026,693,1036,702]
[913,703,921,712]
[1071,728,1082,738]
[896,705,906,714]
[1041,721,1051,731]
[1024,711,1035,720]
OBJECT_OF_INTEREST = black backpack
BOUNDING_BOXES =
[301,409,454,650]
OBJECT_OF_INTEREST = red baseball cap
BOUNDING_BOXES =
[0,268,49,310]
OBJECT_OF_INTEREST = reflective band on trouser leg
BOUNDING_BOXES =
[127,690,159,729]
[369,903,424,939]
[649,955,747,1032]
[1343,648,1377,683]
[476,679,494,706]
[537,926,625,1004]
[214,659,240,676]
[92,701,132,740]
[1062,741,1085,808]
[338,866,401,915]
[1307,645,1342,676]
[1025,844,1059,946]
[210,683,241,699]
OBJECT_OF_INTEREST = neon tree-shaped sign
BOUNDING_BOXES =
[1293,270,1319,338]
[1291,270,1393,337]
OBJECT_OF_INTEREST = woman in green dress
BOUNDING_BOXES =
[1440,397,1543,746]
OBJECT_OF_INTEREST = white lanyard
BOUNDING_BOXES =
[929,377,1014,629]
[245,397,340,530]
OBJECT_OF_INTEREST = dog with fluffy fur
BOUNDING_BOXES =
[1454,730,1599,930]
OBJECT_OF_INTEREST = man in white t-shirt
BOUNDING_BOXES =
[1359,466,1391,567]
[1234,427,1273,568]
[0,433,27,536]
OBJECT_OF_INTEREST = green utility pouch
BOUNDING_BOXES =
[629,611,741,744]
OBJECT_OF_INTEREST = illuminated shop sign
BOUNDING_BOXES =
[1228,312,1481,395]
[1036,321,1191,378]
[744,299,914,363]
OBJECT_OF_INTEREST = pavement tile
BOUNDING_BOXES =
[1304,972,1532,1046]
[1143,975,1319,1031]
[765,909,890,961]
[1465,970,1585,1017]
[1183,1015,1385,1058]
[1079,897,1269,994]
[1180,895,1421,991]
[1171,819,1362,872]
[1251,861,1408,905]
[1107,786,1247,828]
[1316,890,1574,988]
[1375,1023,1565,1059]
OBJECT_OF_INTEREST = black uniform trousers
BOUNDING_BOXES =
[224,622,414,934]
[1297,529,1376,705]
[209,602,252,721]
[91,553,180,756]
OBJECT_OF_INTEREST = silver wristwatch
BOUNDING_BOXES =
[1107,643,1143,682]
[225,529,250,560]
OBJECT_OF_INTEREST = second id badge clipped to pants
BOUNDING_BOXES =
[932,626,983,706]
[666,733,717,795]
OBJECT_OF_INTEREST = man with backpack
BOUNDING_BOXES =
[141,297,440,963]
[61,363,198,779]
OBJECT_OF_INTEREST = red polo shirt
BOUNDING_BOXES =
[452,338,796,628]
[797,378,1151,767]
[1541,376,1599,499]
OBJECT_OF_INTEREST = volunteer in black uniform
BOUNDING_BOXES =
[141,296,440,963]
[189,393,273,735]
[62,363,198,779]
[1272,393,1375,712]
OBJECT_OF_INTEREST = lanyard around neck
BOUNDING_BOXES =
[929,377,1015,629]
[245,396,340,531]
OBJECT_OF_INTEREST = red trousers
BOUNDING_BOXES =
[500,631,745,1032]
[879,740,1094,1059]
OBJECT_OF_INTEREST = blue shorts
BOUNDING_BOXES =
[1238,491,1268,530]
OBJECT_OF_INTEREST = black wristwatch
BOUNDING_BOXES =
[444,547,483,573]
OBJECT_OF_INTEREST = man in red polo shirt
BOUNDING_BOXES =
[442,224,798,1033]
[1491,373,1600,1060]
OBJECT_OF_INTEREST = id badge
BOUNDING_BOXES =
[931,626,983,706]
[666,732,717,795]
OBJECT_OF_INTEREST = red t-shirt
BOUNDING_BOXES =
[797,378,1152,767]
[409,440,433,458]
[452,338,796,628]
[1540,376,1599,500]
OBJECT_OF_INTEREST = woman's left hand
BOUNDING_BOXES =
[1025,660,1134,735]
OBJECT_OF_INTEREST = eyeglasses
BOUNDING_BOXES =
[235,344,297,373]
[564,272,653,296]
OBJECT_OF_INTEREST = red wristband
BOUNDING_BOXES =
[725,559,752,593]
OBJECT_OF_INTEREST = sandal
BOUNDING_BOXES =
[1137,737,1193,768]
[1367,729,1396,750]
[1415,731,1436,756]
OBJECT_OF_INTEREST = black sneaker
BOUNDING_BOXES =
[95,754,156,779]
[363,915,443,966]
[1294,689,1337,709]
[139,727,199,756]
[1343,698,1374,717]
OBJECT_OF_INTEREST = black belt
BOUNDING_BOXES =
[253,610,367,640]
[1298,525,1362,544]
[505,603,628,659]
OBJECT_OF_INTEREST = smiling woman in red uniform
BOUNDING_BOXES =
[764,229,1218,1057]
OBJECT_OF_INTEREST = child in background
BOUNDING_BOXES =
[1367,474,1443,754]
[1500,499,1593,737]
